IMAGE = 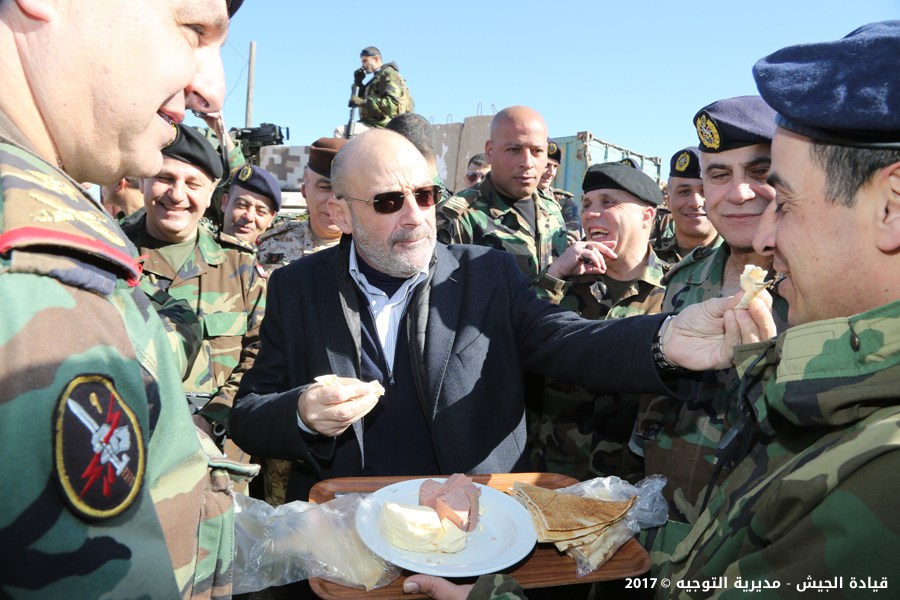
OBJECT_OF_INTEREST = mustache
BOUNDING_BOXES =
[390,226,433,245]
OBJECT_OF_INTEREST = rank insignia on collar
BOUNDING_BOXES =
[54,375,145,520]
[675,151,691,172]
[695,113,721,150]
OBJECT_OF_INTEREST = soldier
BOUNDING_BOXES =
[403,21,900,600]
[634,96,790,530]
[221,164,282,245]
[349,46,414,129]
[257,137,346,272]
[0,0,253,598]
[539,138,582,243]
[123,123,266,450]
[437,106,577,282]
[531,162,670,481]
[462,153,490,189]
[100,176,144,218]
[653,146,721,264]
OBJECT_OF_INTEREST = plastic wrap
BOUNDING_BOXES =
[556,475,667,576]
[232,492,401,594]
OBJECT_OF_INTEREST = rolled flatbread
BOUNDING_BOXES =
[735,265,768,309]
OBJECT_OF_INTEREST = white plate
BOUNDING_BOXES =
[355,478,537,577]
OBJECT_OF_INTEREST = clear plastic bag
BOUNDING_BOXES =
[555,475,667,576]
[232,492,401,594]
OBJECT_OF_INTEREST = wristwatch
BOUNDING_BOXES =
[651,315,681,372]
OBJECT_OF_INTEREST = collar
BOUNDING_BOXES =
[347,239,429,299]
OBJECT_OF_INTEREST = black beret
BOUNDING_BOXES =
[753,21,900,149]
[582,162,663,206]
[227,0,244,17]
[360,46,381,58]
[693,96,776,153]
[230,165,282,211]
[308,137,347,178]
[669,146,701,180]
[162,124,223,180]
[547,139,561,164]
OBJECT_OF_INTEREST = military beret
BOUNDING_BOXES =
[307,137,347,178]
[582,162,663,206]
[163,124,224,181]
[693,96,776,153]
[227,0,244,17]
[669,146,701,180]
[360,46,381,58]
[547,139,562,164]
[230,165,282,211]
[619,157,641,169]
[753,21,900,149]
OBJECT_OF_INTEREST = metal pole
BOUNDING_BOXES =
[245,41,256,128]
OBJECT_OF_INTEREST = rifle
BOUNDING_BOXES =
[346,67,367,138]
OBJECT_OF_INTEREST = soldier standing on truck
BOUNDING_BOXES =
[348,46,414,129]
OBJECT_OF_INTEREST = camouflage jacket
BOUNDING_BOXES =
[529,248,670,481]
[256,217,340,273]
[654,301,900,594]
[122,216,266,429]
[0,140,250,598]
[359,62,413,128]
[635,243,789,522]
[437,174,570,282]
[549,187,582,244]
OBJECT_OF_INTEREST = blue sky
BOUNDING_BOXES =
[207,1,898,179]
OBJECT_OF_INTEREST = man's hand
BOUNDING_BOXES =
[663,290,777,371]
[349,95,365,108]
[354,68,366,85]
[297,377,382,437]
[546,241,616,279]
[403,576,472,599]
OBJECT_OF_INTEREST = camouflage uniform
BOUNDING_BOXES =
[549,187,583,244]
[122,215,266,431]
[437,174,570,282]
[0,140,253,598]
[531,248,670,481]
[633,243,788,523]
[359,62,413,128]
[256,217,340,274]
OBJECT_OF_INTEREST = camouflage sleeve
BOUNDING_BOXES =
[365,69,404,123]
[140,279,202,376]
[529,268,568,304]
[467,574,528,600]
[436,196,472,245]
[203,259,267,429]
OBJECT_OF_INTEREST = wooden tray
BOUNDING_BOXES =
[308,473,650,599]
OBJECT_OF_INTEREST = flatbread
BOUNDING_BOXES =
[314,375,386,397]
[512,483,634,542]
[735,265,768,309]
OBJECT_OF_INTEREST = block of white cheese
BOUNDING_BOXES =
[380,502,467,553]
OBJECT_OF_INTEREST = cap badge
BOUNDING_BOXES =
[675,151,691,173]
[547,141,559,155]
[696,114,721,150]
[238,165,253,182]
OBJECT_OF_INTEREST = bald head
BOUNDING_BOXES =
[486,106,549,199]
[332,129,431,201]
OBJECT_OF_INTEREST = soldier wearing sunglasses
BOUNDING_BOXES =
[230,128,776,507]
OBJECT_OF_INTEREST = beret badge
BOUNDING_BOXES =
[548,141,559,155]
[695,113,721,150]
[238,165,253,182]
[675,151,691,173]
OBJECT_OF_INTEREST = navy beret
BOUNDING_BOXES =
[693,96,776,153]
[162,124,223,180]
[582,162,663,206]
[230,165,282,210]
[227,0,244,17]
[547,139,562,164]
[753,21,900,148]
[669,146,701,180]
[308,137,347,178]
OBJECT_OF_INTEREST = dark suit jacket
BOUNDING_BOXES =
[231,237,669,501]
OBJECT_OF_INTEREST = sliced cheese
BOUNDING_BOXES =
[380,502,467,553]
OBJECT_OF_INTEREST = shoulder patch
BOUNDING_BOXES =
[439,196,471,219]
[54,375,145,520]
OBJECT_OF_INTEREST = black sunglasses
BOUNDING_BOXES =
[341,185,440,214]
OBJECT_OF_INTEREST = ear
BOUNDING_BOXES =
[327,198,353,234]
[14,0,57,22]
[643,206,657,229]
[484,139,493,163]
[875,162,900,253]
